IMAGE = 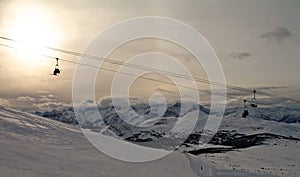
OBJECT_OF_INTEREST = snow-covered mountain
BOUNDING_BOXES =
[1,105,285,177]
[34,107,77,124]
[0,105,197,177]
[34,98,300,141]
[32,97,300,170]
[224,105,300,123]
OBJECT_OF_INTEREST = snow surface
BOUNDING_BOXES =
[0,100,300,177]
[220,106,300,139]
[0,106,198,177]
[1,104,298,176]
[197,139,300,177]
[34,98,300,177]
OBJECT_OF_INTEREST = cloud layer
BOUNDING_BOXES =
[0,91,70,112]
[260,27,292,42]
[230,52,251,60]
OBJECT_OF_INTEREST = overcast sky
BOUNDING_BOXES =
[0,0,299,111]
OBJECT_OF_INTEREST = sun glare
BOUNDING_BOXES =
[4,4,59,67]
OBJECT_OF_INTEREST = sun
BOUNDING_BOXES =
[4,4,59,67]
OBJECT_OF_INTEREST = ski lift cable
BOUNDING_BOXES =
[0,36,256,91]
[0,36,234,88]
[0,37,300,104]
[1,36,293,101]
[49,55,220,96]
[0,36,285,95]
[0,42,223,96]
[0,39,298,103]
[0,43,295,105]
[0,36,286,104]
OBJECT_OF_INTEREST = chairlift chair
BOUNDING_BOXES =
[52,58,61,76]
[250,90,257,107]
[242,99,249,118]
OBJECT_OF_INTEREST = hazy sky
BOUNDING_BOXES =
[0,0,299,111]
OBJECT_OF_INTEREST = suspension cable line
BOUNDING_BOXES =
[1,36,300,104]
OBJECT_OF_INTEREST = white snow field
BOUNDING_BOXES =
[194,106,300,177]
[197,139,299,177]
[0,106,198,177]
[0,105,298,177]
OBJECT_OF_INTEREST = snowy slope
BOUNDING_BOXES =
[70,98,299,177]
[31,98,300,159]
[0,105,280,177]
[36,99,300,143]
[196,139,300,177]
[0,106,196,177]
[220,106,300,139]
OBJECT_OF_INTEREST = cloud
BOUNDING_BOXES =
[230,52,251,60]
[15,96,35,102]
[0,98,10,107]
[0,92,71,112]
[155,88,174,94]
[260,27,292,42]
[33,102,70,111]
[39,97,53,102]
[36,90,50,94]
